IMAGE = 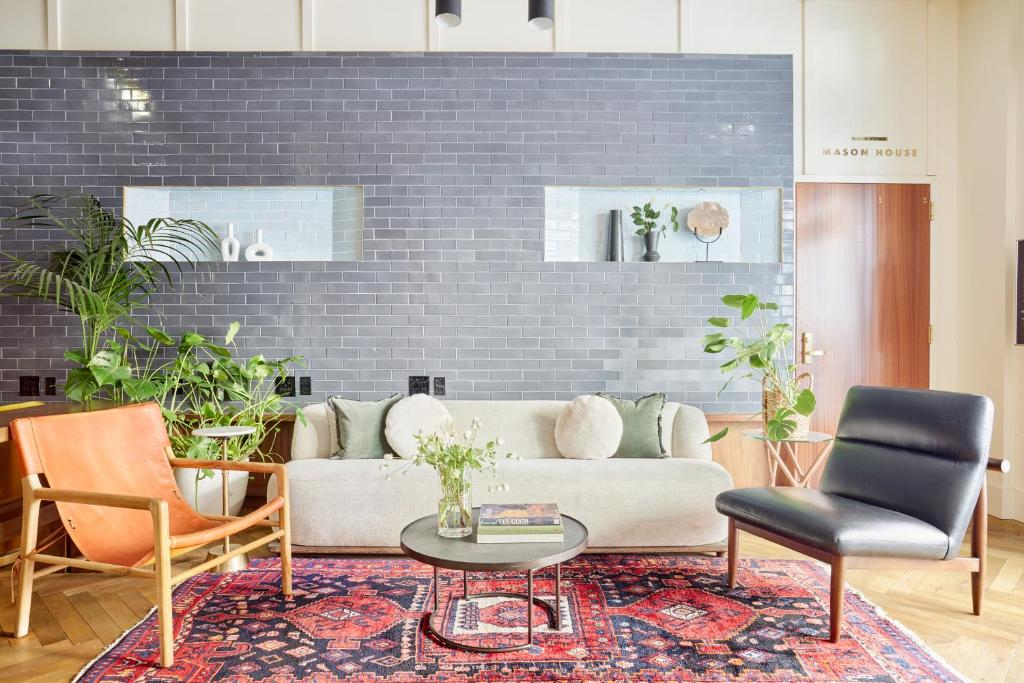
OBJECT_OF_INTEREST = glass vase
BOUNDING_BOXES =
[437,469,473,538]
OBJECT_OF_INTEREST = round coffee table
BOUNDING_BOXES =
[400,508,588,653]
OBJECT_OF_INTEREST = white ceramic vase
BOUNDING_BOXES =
[220,222,240,262]
[174,463,250,516]
[245,229,274,261]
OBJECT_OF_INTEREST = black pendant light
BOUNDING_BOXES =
[436,0,462,28]
[528,0,554,30]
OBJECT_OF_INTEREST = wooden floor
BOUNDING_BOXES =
[2,519,1023,682]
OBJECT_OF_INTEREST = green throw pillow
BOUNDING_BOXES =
[598,393,668,459]
[328,394,402,459]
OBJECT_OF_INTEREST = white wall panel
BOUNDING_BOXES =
[59,0,175,50]
[313,0,427,51]
[804,0,929,176]
[187,0,302,51]
[0,0,47,49]
[436,0,554,52]
[682,0,801,55]
[561,0,679,53]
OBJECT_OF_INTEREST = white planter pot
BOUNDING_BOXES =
[174,461,250,517]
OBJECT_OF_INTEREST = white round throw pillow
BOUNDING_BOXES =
[385,394,453,459]
[554,395,623,460]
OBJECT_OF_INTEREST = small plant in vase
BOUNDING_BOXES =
[701,293,816,442]
[631,202,680,262]
[384,418,516,538]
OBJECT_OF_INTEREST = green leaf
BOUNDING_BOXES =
[793,389,816,416]
[707,316,730,328]
[758,301,779,311]
[721,294,746,309]
[702,427,729,445]
[63,349,89,366]
[64,368,99,403]
[89,361,131,387]
[703,340,727,354]
[740,294,759,320]
[146,326,174,345]
[719,358,740,372]
[225,321,240,345]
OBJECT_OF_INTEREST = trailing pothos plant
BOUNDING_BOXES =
[701,293,816,442]
[0,193,217,401]
[66,322,304,478]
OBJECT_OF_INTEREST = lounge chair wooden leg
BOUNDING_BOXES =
[152,501,174,668]
[280,482,293,597]
[830,555,845,643]
[727,518,738,590]
[971,481,987,616]
[14,480,40,638]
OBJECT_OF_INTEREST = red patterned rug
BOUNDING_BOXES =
[76,555,962,682]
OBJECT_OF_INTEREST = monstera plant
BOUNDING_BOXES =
[701,293,816,442]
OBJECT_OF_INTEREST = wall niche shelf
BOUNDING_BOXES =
[124,186,363,262]
[544,185,782,264]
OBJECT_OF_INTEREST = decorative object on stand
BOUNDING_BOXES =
[0,194,217,403]
[606,209,624,261]
[630,201,679,262]
[245,229,274,261]
[528,0,554,30]
[220,222,240,262]
[435,0,462,27]
[191,424,258,573]
[383,417,515,538]
[701,293,816,443]
[686,190,730,262]
[76,555,968,681]
[718,386,1005,644]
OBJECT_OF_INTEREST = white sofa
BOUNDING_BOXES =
[269,399,733,553]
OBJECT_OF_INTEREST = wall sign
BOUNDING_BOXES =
[820,136,919,160]
[1017,240,1024,345]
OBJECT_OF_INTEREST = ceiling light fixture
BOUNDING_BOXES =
[436,0,462,28]
[528,0,554,30]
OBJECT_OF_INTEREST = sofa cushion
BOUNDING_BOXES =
[554,395,623,460]
[273,457,733,549]
[599,393,668,458]
[328,394,402,459]
[385,394,452,459]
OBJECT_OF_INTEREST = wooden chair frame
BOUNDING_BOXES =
[726,458,1009,643]
[14,456,292,668]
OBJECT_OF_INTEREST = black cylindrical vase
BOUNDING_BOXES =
[608,209,624,262]
[528,0,554,30]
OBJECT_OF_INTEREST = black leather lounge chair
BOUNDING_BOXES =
[715,385,1008,642]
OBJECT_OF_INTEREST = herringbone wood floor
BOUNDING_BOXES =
[2,520,1023,682]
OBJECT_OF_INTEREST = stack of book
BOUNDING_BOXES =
[476,503,564,544]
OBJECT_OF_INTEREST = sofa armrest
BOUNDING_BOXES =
[672,404,713,460]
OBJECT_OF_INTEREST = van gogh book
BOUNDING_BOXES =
[477,503,564,543]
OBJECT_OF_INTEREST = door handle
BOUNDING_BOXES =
[801,332,825,364]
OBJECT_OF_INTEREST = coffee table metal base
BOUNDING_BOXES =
[425,564,562,653]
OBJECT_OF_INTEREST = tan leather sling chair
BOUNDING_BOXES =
[10,402,292,667]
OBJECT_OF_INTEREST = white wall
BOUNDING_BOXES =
[956,0,1024,520]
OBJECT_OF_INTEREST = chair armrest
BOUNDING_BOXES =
[988,458,1011,473]
[31,487,161,511]
[168,457,287,477]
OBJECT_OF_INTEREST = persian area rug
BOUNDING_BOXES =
[76,555,963,682]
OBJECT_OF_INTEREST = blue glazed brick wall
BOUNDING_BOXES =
[0,51,793,411]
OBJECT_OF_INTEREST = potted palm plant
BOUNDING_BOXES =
[0,193,217,403]
[701,293,816,442]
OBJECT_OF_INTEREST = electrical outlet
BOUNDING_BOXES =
[408,375,430,395]
[433,376,446,396]
[275,376,296,397]
[44,377,57,396]
[19,376,39,397]
[299,376,312,396]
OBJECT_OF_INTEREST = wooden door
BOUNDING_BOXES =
[795,183,930,473]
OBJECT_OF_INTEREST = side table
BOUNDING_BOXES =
[192,425,257,572]
[744,429,834,488]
